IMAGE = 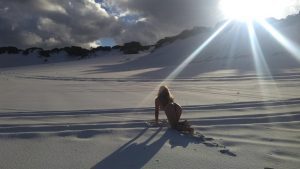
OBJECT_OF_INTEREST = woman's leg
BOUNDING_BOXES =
[164,109,178,128]
[175,109,182,123]
[165,106,193,133]
[165,108,183,128]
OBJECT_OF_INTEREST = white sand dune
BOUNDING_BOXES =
[1,21,300,169]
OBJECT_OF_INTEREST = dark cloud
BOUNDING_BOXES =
[0,0,121,48]
[119,0,221,26]
[105,0,223,45]
[0,0,223,48]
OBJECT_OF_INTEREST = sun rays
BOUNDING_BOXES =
[164,20,232,82]
[246,21,271,76]
[219,0,300,21]
[133,20,233,108]
[258,19,300,62]
[247,20,279,100]
[219,0,274,21]
[135,13,300,109]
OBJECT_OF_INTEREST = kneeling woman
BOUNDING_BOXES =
[155,85,193,132]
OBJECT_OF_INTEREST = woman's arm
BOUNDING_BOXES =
[155,98,159,123]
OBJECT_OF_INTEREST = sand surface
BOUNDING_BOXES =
[0,51,299,169]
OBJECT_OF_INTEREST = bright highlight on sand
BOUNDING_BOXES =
[219,0,294,21]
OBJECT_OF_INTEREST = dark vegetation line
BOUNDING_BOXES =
[0,26,210,58]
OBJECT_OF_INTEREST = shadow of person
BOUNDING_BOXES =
[91,126,164,169]
[91,127,206,169]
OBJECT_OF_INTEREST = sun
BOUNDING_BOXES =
[219,0,278,21]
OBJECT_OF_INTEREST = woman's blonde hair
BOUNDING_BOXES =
[157,85,174,108]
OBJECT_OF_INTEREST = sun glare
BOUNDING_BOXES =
[219,0,287,21]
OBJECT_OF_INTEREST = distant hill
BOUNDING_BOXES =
[154,26,211,49]
[0,42,152,58]
[0,42,153,68]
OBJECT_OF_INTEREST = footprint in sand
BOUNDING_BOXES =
[203,142,219,147]
[219,149,237,157]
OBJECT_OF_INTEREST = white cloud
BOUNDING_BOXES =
[20,32,43,46]
[38,0,68,14]
[89,41,100,48]
[45,37,60,46]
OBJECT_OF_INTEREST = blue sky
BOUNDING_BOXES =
[97,38,116,47]
[95,0,143,47]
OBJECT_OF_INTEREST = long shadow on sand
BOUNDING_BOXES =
[1,98,300,119]
[91,127,203,169]
[0,111,299,136]
[0,97,299,137]
[0,97,299,138]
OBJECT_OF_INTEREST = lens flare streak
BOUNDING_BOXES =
[135,20,231,108]
[258,19,300,62]
[247,21,271,76]
[247,21,282,100]
[164,20,232,81]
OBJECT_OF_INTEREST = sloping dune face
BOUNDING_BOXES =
[0,21,300,169]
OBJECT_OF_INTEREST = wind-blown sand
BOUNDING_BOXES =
[1,21,300,168]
